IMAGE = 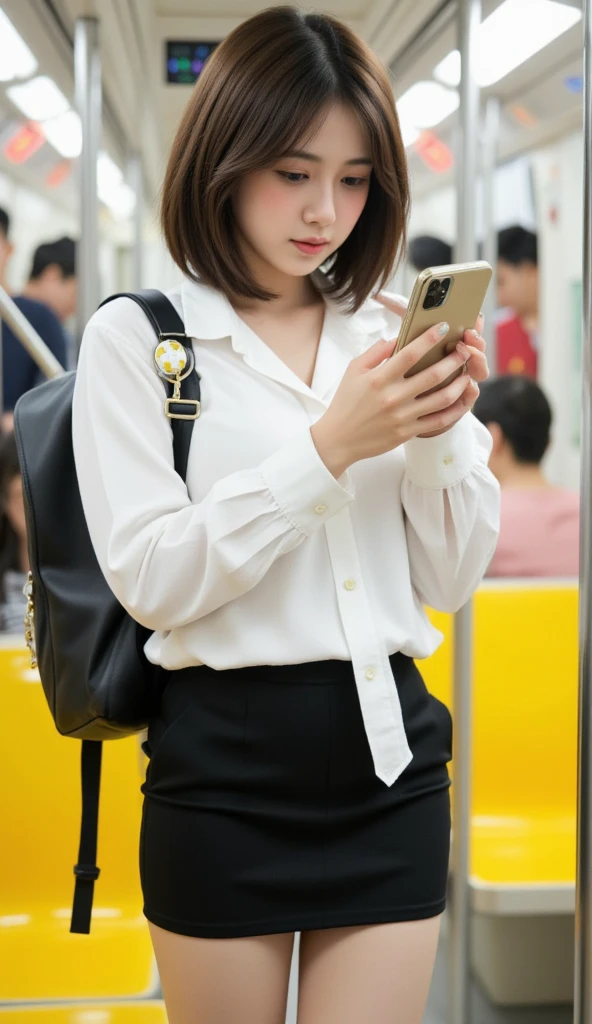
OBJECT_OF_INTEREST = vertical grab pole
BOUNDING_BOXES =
[481,96,500,376]
[129,152,144,291]
[575,0,592,1019]
[75,17,101,347]
[449,1,481,1022]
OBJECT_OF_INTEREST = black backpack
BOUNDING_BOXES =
[13,290,201,935]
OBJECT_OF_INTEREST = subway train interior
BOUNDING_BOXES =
[0,0,590,1021]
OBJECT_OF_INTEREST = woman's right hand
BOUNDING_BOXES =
[310,322,478,479]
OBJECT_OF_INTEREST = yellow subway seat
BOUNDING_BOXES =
[0,919,154,1001]
[0,1002,167,1021]
[472,813,576,885]
[0,645,154,1001]
[420,582,578,888]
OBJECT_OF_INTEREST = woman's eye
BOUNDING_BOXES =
[275,171,370,186]
[277,171,307,183]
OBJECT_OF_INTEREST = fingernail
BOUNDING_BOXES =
[438,322,449,336]
[468,329,479,337]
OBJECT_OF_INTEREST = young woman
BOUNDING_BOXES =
[72,7,499,1022]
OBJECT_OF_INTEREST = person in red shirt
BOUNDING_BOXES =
[496,226,539,378]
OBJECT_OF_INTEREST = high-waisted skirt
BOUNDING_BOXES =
[139,651,452,939]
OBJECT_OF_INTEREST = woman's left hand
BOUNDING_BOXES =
[373,293,489,382]
[458,311,489,383]
[373,293,489,434]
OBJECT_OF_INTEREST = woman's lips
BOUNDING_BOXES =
[291,240,328,255]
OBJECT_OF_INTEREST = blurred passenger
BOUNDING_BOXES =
[496,226,539,378]
[474,376,579,577]
[0,431,28,633]
[0,206,14,293]
[1,236,74,430]
[408,235,453,272]
[22,236,77,323]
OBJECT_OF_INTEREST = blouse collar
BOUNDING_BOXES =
[180,276,400,351]
[179,277,402,403]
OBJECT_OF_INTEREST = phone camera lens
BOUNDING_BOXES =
[424,279,441,309]
[430,277,451,307]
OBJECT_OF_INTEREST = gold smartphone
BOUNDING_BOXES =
[394,260,493,389]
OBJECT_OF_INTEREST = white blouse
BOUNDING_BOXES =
[72,277,500,787]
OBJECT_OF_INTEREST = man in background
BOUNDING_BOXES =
[1,234,75,429]
[408,235,453,272]
[21,236,77,326]
[473,375,579,577]
[496,226,539,378]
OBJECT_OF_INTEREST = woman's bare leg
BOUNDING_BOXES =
[148,921,295,1024]
[296,916,442,1024]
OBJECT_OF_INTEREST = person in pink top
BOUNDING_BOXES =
[473,376,580,577]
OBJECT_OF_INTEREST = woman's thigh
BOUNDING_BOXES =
[148,921,296,1024]
[297,916,443,1024]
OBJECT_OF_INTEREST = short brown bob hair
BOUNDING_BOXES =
[161,5,409,313]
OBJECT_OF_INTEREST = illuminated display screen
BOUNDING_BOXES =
[166,41,219,84]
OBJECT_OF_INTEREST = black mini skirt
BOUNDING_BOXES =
[139,652,452,939]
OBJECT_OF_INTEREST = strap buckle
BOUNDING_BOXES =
[165,398,201,421]
[73,863,101,882]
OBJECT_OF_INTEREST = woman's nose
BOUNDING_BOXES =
[303,188,337,227]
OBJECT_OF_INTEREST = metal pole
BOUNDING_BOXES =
[75,17,101,345]
[450,1,481,1022]
[128,153,144,291]
[0,287,65,380]
[130,154,141,292]
[481,96,500,376]
[575,0,592,1019]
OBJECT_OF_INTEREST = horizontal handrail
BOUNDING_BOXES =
[0,285,66,381]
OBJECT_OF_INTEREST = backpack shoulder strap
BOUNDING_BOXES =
[71,290,200,935]
[98,289,201,481]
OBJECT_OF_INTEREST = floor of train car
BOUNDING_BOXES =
[281,920,573,1024]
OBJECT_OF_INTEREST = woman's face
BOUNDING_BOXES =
[3,473,26,541]
[232,102,372,288]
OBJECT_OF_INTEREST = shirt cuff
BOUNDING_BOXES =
[404,413,478,489]
[260,429,355,535]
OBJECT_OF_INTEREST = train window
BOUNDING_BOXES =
[166,41,219,85]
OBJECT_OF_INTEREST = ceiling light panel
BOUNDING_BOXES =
[397,81,460,130]
[433,0,582,89]
[0,9,38,82]
[42,111,82,159]
[7,76,70,121]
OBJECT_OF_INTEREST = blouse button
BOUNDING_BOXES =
[314,504,327,514]
[344,578,356,591]
[365,667,376,680]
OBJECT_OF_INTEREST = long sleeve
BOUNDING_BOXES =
[401,413,500,612]
[72,322,354,632]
